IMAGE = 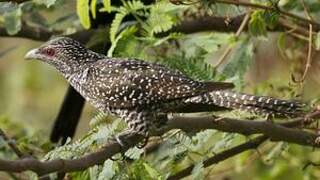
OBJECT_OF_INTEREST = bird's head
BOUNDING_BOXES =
[25,37,104,74]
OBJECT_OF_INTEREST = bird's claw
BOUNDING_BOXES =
[110,153,125,161]
[137,136,149,149]
[115,135,127,147]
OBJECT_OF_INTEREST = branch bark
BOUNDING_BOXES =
[0,132,143,175]
[167,111,320,147]
[0,14,308,42]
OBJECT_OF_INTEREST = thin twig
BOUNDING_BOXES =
[214,12,251,68]
[298,0,314,82]
[0,129,25,158]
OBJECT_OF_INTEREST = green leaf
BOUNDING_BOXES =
[98,160,117,180]
[0,2,16,14]
[90,0,97,19]
[3,5,22,35]
[191,161,204,180]
[122,0,144,12]
[263,10,280,29]
[221,38,253,88]
[159,51,217,81]
[33,0,57,7]
[125,147,144,160]
[143,163,161,180]
[249,11,267,37]
[110,9,127,43]
[315,31,320,50]
[264,142,288,164]
[143,2,176,36]
[77,0,91,29]
[102,0,111,13]
[108,26,138,57]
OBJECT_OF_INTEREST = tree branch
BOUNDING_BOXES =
[0,14,311,43]
[167,135,268,180]
[166,111,320,147]
[0,132,144,175]
[0,110,319,175]
[214,12,251,67]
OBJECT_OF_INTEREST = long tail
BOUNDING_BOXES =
[183,91,305,117]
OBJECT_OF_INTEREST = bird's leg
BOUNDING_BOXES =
[133,119,150,149]
[265,113,274,123]
[112,130,133,161]
[114,110,150,149]
[137,136,149,149]
[114,128,149,149]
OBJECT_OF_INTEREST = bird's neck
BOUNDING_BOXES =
[62,64,90,81]
[59,51,105,76]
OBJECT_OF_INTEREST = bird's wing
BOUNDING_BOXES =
[89,58,234,109]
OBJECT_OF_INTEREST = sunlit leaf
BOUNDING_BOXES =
[98,160,117,180]
[108,26,138,57]
[102,0,111,13]
[125,147,144,160]
[77,0,91,29]
[315,31,320,50]
[90,0,97,19]
[249,11,267,37]
[191,161,204,180]
[143,163,161,180]
[263,10,280,29]
[264,142,288,164]
[3,4,22,35]
[33,0,57,7]
[110,9,127,43]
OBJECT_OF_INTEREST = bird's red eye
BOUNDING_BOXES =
[44,48,55,57]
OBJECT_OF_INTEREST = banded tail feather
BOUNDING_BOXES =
[184,91,305,117]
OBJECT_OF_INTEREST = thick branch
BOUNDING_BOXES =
[0,14,309,42]
[167,135,268,180]
[0,111,319,175]
[167,111,320,147]
[0,132,144,175]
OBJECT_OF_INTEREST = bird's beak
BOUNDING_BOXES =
[24,48,39,60]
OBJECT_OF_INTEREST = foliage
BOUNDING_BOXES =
[77,0,91,29]
[1,0,320,179]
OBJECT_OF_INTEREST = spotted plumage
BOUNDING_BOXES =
[25,37,305,139]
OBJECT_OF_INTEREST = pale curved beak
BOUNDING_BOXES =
[24,48,39,60]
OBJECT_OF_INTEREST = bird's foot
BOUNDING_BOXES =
[137,136,149,149]
[115,134,128,147]
[265,114,274,123]
[110,153,125,161]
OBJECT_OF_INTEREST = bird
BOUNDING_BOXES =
[25,37,305,145]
